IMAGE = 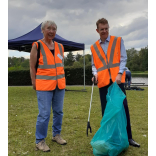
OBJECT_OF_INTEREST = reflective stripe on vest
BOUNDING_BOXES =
[108,37,120,68]
[36,41,65,81]
[92,43,107,72]
[36,74,65,80]
[38,63,63,69]
[58,43,63,57]
[58,43,64,66]
[93,37,119,73]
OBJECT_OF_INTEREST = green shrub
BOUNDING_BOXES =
[8,65,93,86]
[65,65,92,85]
[8,70,32,86]
[8,66,29,71]
[8,67,148,86]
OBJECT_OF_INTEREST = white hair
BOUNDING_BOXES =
[41,20,57,32]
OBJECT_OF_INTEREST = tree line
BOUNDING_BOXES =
[8,57,30,71]
[8,46,148,71]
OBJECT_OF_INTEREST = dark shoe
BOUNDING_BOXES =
[127,87,131,90]
[129,139,140,147]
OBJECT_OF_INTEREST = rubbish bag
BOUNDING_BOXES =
[90,82,129,156]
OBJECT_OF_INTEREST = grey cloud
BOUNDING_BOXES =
[110,16,148,39]
[8,0,48,39]
[8,0,148,52]
[35,0,107,10]
[125,38,148,49]
[123,28,148,42]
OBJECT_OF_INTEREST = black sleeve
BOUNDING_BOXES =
[35,41,40,72]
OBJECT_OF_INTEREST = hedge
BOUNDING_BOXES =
[8,66,93,86]
[8,67,148,86]
[8,70,32,86]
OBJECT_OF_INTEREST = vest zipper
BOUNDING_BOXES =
[105,55,111,79]
[101,48,112,79]
[54,47,58,87]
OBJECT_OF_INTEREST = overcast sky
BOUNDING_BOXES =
[8,0,148,58]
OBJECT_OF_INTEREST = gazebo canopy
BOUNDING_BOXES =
[8,23,85,52]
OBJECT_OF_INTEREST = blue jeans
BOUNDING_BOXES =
[125,71,131,87]
[35,87,65,144]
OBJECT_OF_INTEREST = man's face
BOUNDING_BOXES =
[42,23,57,40]
[96,23,109,41]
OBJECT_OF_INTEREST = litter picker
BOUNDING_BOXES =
[86,76,95,136]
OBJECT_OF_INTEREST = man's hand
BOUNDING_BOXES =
[92,74,98,84]
[115,73,122,84]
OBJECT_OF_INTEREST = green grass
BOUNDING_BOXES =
[131,71,148,73]
[131,71,148,77]
[8,86,148,156]
[131,73,148,78]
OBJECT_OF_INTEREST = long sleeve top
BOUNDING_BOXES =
[92,35,127,75]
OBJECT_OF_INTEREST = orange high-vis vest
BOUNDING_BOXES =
[90,36,125,88]
[33,40,66,91]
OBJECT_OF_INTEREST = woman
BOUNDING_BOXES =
[30,20,66,152]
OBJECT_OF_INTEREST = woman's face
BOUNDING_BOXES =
[42,23,57,40]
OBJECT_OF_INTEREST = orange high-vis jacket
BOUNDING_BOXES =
[90,36,125,88]
[33,40,66,91]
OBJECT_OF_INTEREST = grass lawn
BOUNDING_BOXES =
[8,86,148,156]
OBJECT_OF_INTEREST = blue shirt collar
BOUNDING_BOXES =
[99,35,110,43]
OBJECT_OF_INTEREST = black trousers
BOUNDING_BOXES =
[99,81,132,139]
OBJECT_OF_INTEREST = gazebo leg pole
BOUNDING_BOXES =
[83,50,85,90]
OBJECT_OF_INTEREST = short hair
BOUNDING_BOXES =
[96,18,109,29]
[41,20,57,32]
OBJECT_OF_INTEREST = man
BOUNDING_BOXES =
[90,18,140,147]
[30,20,67,152]
[125,67,132,89]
